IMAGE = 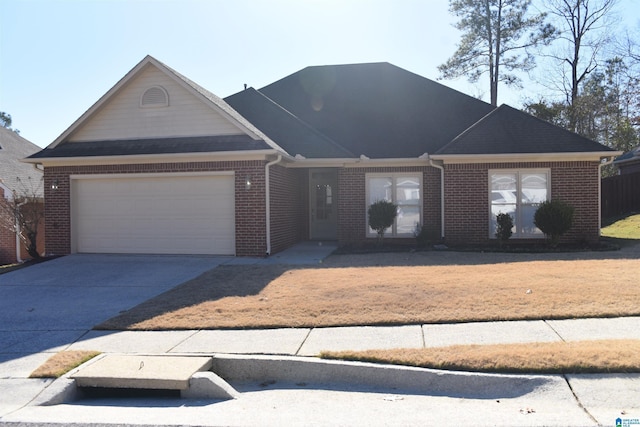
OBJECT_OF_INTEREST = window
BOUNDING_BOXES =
[366,173,422,237]
[140,86,169,107]
[489,169,549,238]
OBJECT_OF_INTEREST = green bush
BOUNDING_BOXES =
[495,212,514,243]
[534,199,575,246]
[368,200,398,244]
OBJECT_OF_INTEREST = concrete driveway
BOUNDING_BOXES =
[0,254,226,364]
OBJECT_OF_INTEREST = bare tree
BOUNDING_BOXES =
[439,0,555,106]
[544,0,619,131]
[0,176,44,260]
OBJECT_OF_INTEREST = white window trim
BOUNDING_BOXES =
[365,172,423,238]
[488,168,550,239]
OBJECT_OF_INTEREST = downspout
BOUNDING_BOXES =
[428,158,445,241]
[264,154,283,256]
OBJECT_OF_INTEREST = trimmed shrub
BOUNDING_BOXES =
[368,200,398,244]
[495,212,514,243]
[534,199,575,246]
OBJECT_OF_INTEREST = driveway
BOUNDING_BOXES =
[0,254,227,364]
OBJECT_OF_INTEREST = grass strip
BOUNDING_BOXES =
[321,340,640,374]
[30,350,101,378]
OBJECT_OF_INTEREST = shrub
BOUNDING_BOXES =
[534,199,575,246]
[495,212,514,243]
[414,222,430,247]
[368,200,398,244]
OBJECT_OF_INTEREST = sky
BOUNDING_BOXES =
[1,0,639,148]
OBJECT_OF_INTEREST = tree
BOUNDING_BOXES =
[439,0,555,106]
[543,0,619,131]
[0,111,20,134]
[368,200,398,245]
[0,176,45,260]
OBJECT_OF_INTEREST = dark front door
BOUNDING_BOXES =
[309,169,338,240]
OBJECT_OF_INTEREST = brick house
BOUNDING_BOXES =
[25,56,619,257]
[0,127,45,264]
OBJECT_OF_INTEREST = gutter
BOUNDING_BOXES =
[264,154,283,256]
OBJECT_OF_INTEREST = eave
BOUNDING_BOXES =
[21,149,286,167]
[430,152,622,164]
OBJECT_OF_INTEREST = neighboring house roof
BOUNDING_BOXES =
[28,135,270,158]
[224,88,354,159]
[437,105,618,155]
[613,145,640,166]
[256,62,495,158]
[0,127,43,198]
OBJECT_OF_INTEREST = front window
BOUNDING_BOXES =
[366,173,422,237]
[489,170,549,238]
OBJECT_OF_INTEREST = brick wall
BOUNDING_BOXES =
[444,161,602,245]
[0,189,45,264]
[268,165,307,254]
[44,161,269,257]
[337,166,442,246]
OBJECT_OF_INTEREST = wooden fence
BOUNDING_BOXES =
[601,171,640,219]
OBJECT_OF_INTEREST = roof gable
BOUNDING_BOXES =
[256,62,495,158]
[437,105,616,155]
[47,56,285,154]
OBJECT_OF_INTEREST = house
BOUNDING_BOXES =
[613,145,640,175]
[0,127,44,264]
[24,56,620,257]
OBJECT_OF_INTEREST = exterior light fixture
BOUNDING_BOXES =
[245,176,252,191]
[51,179,59,190]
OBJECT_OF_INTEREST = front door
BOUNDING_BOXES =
[309,169,338,240]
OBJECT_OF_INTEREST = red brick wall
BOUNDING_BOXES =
[268,165,307,254]
[44,161,269,257]
[0,190,45,264]
[337,166,442,245]
[444,161,602,245]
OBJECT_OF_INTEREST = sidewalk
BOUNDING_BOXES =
[1,242,640,426]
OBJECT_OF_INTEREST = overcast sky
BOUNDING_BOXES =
[2,0,638,148]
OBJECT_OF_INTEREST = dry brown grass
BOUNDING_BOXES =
[29,351,100,378]
[97,256,640,330]
[321,340,640,374]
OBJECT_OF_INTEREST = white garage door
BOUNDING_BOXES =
[72,174,235,255]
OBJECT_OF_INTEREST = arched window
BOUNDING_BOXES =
[140,86,169,107]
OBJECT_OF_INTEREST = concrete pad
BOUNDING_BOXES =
[170,328,309,355]
[298,325,423,356]
[423,320,561,347]
[71,354,213,390]
[0,378,52,416]
[567,374,640,426]
[67,330,197,353]
[547,317,640,341]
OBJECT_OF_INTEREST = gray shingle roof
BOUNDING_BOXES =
[225,88,354,158]
[0,127,43,197]
[256,62,496,158]
[437,105,616,155]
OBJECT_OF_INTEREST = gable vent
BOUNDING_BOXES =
[140,86,169,107]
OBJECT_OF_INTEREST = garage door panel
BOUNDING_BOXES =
[72,175,235,255]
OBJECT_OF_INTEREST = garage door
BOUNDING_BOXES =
[72,174,235,255]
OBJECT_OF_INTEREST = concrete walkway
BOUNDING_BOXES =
[1,242,640,426]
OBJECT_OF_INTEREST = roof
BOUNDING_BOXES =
[224,88,354,158]
[0,127,43,197]
[27,135,270,159]
[255,62,496,158]
[614,145,640,165]
[437,105,617,155]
